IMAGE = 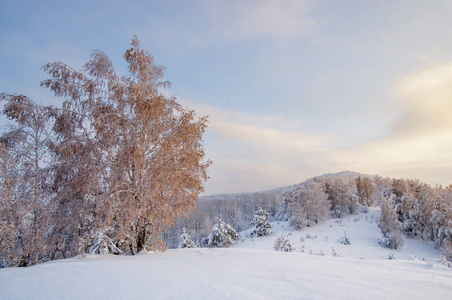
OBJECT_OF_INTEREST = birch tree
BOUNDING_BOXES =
[0,94,52,265]
[41,36,211,254]
[0,142,19,267]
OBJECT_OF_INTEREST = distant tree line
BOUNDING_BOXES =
[167,174,452,263]
[162,192,281,248]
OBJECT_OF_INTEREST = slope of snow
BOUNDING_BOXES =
[1,208,451,300]
[238,207,439,261]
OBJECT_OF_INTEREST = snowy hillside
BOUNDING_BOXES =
[1,207,451,300]
[238,207,438,261]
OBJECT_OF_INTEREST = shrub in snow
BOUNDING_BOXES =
[388,253,395,260]
[338,232,351,245]
[358,206,369,213]
[427,259,438,269]
[274,235,296,252]
[251,208,273,237]
[88,229,122,255]
[203,216,240,248]
[180,228,196,248]
[378,232,405,250]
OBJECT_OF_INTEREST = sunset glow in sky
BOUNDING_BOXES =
[1,0,452,194]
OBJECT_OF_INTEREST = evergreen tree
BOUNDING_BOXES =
[251,208,273,237]
[179,228,196,248]
[203,216,240,248]
[274,234,296,252]
[276,191,293,221]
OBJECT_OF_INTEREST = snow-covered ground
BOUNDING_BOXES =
[238,207,440,261]
[1,207,451,299]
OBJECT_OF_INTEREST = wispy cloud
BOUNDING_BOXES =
[182,59,452,194]
[181,100,344,194]
[334,63,452,183]
[393,63,452,136]
[204,0,315,40]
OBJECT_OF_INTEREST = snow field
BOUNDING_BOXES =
[1,207,451,299]
[1,247,451,300]
[237,207,440,262]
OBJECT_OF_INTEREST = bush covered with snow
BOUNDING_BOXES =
[274,235,296,252]
[88,229,122,255]
[379,232,405,250]
[203,216,240,248]
[338,232,351,245]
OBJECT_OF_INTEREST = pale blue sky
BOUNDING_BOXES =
[2,0,452,194]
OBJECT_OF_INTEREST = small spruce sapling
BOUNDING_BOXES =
[180,228,196,248]
[274,235,296,252]
[203,216,240,248]
[338,232,351,245]
[251,208,273,237]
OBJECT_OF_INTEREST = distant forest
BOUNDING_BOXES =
[163,172,452,264]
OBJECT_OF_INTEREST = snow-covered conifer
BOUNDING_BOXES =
[251,209,273,237]
[203,216,240,248]
[88,229,122,255]
[180,228,196,248]
[274,235,296,252]
[276,191,293,221]
[338,232,351,245]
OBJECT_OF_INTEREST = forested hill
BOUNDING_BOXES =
[200,170,369,201]
[165,170,452,265]
[165,170,369,247]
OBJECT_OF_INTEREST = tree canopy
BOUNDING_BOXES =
[0,37,211,267]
